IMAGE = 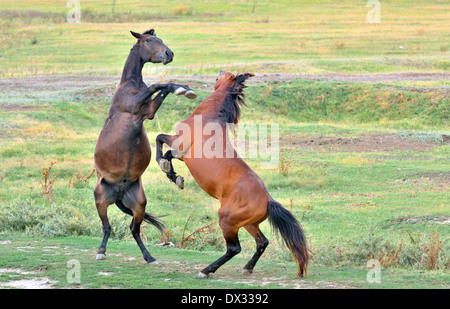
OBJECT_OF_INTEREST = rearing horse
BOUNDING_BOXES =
[155,71,309,277]
[94,29,196,264]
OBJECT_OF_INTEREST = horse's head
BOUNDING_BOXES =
[214,70,254,90]
[130,29,174,65]
[214,70,236,90]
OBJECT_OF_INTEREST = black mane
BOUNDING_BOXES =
[218,73,254,124]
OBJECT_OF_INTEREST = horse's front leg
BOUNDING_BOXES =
[148,83,197,100]
[170,83,197,99]
[142,88,171,120]
[143,83,197,119]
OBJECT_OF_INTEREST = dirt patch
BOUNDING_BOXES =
[1,278,57,289]
[0,268,56,289]
[388,216,450,226]
[1,72,448,93]
[0,105,44,112]
[393,171,449,192]
[281,132,447,153]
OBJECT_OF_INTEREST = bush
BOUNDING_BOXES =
[0,199,130,239]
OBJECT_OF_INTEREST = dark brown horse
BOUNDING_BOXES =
[155,71,309,277]
[94,29,196,263]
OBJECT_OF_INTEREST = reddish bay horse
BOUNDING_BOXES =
[94,29,196,264]
[155,71,309,277]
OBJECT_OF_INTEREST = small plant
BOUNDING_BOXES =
[177,208,223,250]
[69,168,95,187]
[40,161,57,203]
[278,148,290,174]
[140,225,148,243]
[426,230,442,270]
[171,5,192,16]
[334,41,347,49]
[369,239,403,268]
[416,27,426,35]
[160,229,174,246]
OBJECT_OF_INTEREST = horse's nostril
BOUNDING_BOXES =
[165,50,173,59]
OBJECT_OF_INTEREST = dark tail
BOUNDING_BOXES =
[115,200,165,233]
[267,199,309,277]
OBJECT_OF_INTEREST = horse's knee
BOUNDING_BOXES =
[227,242,241,257]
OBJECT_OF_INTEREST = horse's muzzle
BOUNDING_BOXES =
[163,49,174,65]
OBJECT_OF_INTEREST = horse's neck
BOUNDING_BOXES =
[191,87,229,118]
[120,43,144,85]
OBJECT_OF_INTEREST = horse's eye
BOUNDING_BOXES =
[146,38,151,42]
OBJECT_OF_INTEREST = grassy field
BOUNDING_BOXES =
[0,0,449,76]
[0,0,449,289]
[0,76,448,288]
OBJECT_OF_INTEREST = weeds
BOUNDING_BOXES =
[175,208,223,250]
[334,41,347,50]
[309,229,448,270]
[160,229,174,246]
[69,168,95,187]
[416,27,426,35]
[427,231,442,270]
[369,239,403,268]
[40,161,57,203]
[278,148,290,174]
[171,5,192,16]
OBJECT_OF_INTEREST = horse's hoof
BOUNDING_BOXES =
[96,253,106,260]
[185,90,197,99]
[174,87,187,96]
[198,272,208,279]
[159,159,171,173]
[148,260,158,265]
[242,268,253,275]
[176,175,184,189]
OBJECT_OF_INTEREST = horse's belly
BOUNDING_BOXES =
[95,128,151,183]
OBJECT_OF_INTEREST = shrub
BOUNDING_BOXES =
[0,199,130,239]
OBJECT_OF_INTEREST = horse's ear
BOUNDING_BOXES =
[143,29,156,36]
[130,31,141,39]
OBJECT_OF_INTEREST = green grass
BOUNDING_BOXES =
[0,0,449,77]
[0,77,448,288]
[0,233,448,289]
[0,0,448,289]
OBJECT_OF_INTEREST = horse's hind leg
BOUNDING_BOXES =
[199,218,241,278]
[243,224,269,274]
[122,179,157,264]
[94,178,117,260]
